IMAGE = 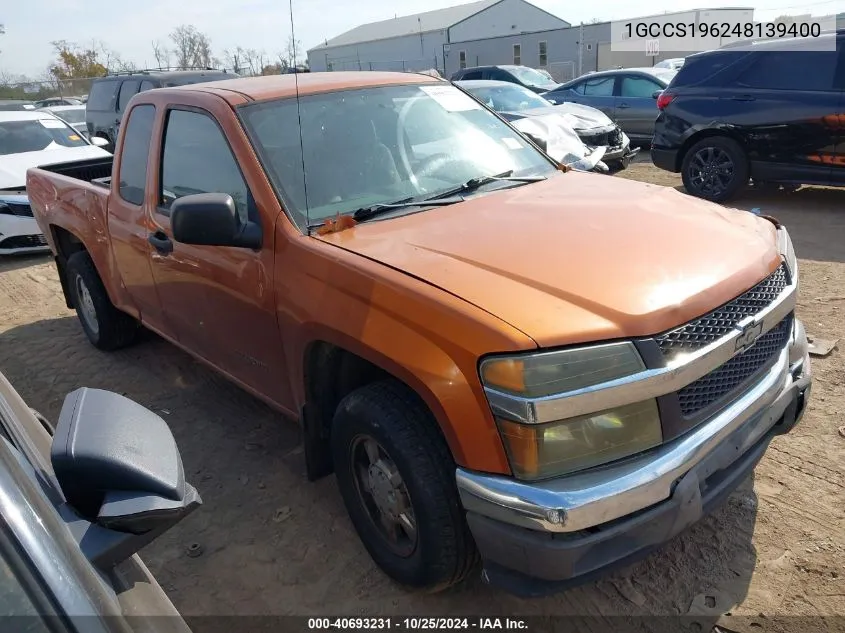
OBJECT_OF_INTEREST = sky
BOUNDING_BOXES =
[1,0,842,79]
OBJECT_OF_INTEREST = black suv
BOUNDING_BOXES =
[450,65,558,93]
[86,69,237,149]
[651,31,844,202]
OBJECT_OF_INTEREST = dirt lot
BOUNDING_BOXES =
[1,161,843,629]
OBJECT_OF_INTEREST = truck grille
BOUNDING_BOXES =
[0,234,48,249]
[656,263,790,357]
[677,313,793,417]
[1,201,34,217]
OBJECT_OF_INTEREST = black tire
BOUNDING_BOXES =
[681,136,749,203]
[331,380,478,592]
[66,251,138,351]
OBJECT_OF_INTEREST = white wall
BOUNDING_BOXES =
[448,0,568,43]
[308,31,447,72]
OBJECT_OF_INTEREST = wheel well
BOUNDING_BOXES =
[301,342,439,482]
[51,226,87,309]
[676,129,746,172]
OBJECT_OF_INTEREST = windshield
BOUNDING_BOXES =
[509,67,557,89]
[239,83,556,229]
[464,84,551,112]
[50,108,86,124]
[0,119,88,155]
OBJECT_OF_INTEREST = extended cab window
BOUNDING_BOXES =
[117,105,156,205]
[734,51,837,91]
[160,110,249,221]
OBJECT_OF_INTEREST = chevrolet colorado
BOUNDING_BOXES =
[27,71,811,596]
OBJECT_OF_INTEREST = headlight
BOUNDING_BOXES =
[497,400,662,480]
[480,342,645,398]
[481,343,662,480]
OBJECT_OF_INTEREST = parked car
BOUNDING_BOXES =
[0,99,36,111]
[0,370,199,631]
[38,104,88,137]
[33,96,84,108]
[450,64,559,93]
[0,110,111,255]
[86,68,238,149]
[542,67,678,142]
[458,79,639,170]
[28,72,811,597]
[654,57,686,71]
[652,31,844,202]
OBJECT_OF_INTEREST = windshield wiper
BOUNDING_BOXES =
[423,170,547,201]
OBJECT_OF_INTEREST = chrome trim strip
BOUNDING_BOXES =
[459,347,792,533]
[485,273,795,424]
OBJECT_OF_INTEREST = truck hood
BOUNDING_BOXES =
[0,145,111,190]
[316,172,781,348]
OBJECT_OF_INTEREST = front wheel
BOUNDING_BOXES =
[681,136,749,203]
[331,380,478,591]
[66,251,138,351]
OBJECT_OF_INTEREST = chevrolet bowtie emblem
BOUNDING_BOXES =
[735,320,764,352]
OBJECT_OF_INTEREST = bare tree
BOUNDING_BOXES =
[283,35,302,69]
[223,47,245,74]
[152,40,171,69]
[240,48,267,76]
[169,24,213,70]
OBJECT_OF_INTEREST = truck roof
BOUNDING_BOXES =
[169,71,443,103]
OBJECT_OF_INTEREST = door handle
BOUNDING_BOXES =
[730,95,756,102]
[617,102,630,109]
[148,231,173,255]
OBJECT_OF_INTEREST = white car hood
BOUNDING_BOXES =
[0,144,111,190]
[520,103,615,130]
[511,116,605,171]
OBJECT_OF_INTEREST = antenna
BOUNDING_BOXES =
[289,0,310,229]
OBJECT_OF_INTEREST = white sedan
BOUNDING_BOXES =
[0,111,110,255]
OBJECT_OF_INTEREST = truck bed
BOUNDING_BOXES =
[36,156,114,189]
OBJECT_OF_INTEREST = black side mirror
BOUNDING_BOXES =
[51,388,202,568]
[171,192,261,249]
[652,90,663,99]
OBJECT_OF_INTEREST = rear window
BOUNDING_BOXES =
[87,80,118,111]
[669,51,749,87]
[0,119,88,155]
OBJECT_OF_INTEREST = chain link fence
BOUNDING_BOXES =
[0,76,99,102]
[547,61,576,84]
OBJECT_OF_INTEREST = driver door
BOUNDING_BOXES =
[146,106,291,407]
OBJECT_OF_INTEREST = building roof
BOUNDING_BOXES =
[310,0,500,50]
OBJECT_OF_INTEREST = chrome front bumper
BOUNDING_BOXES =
[457,322,810,535]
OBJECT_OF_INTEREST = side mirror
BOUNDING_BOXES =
[51,388,202,568]
[171,192,261,249]
[91,136,110,147]
[652,90,663,99]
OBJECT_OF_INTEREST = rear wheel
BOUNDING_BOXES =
[66,251,138,351]
[681,136,749,202]
[331,380,478,591]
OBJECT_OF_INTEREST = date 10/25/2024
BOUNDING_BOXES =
[307,618,529,630]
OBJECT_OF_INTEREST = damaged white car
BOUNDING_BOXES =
[0,111,111,255]
[457,79,639,171]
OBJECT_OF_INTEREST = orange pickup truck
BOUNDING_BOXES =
[27,72,811,596]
